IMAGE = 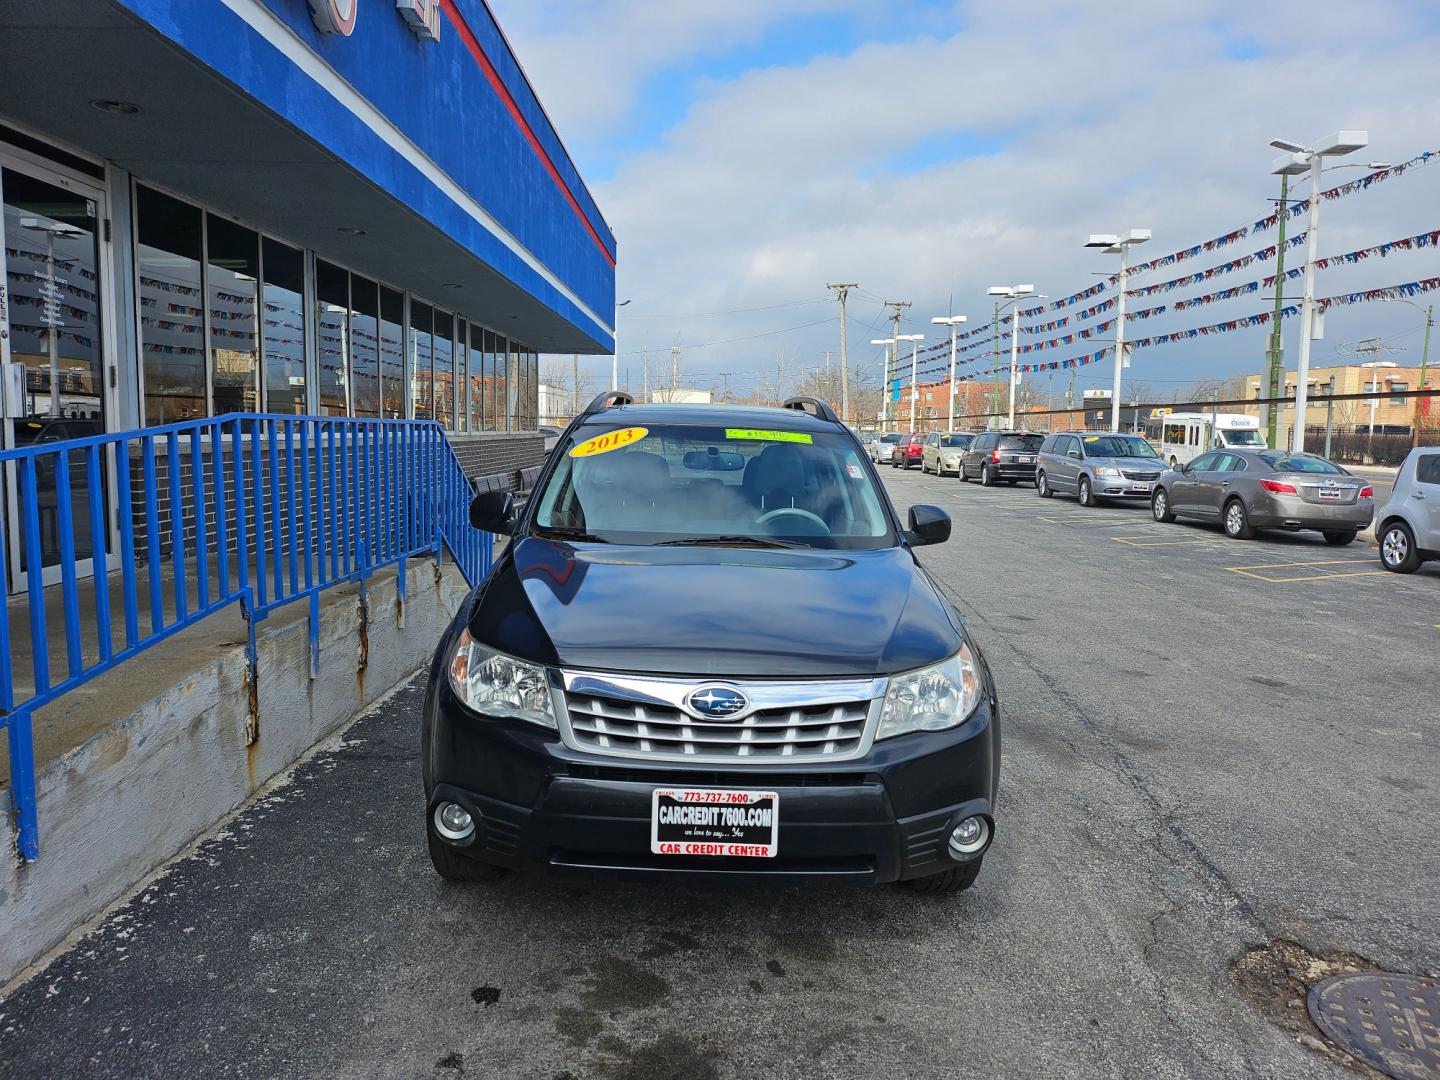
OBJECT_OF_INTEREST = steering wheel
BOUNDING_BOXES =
[756,507,830,534]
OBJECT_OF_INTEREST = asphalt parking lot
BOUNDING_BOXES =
[2,467,1436,1080]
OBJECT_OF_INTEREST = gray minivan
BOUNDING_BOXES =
[1036,432,1164,506]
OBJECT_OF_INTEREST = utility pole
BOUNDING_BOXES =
[827,283,857,426]
[670,343,680,396]
[714,371,734,402]
[883,300,911,431]
[1263,172,1291,448]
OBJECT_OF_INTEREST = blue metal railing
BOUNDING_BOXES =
[1,413,492,861]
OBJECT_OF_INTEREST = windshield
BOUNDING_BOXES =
[941,434,972,448]
[1082,435,1158,458]
[532,422,897,549]
[1221,428,1265,447]
[878,433,901,444]
[1260,453,1346,475]
[998,435,1044,451]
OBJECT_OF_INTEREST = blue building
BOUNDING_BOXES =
[0,0,615,593]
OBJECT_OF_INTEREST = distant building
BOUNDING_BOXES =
[1245,364,1428,440]
[649,388,713,405]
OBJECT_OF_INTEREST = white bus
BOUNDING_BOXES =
[1143,412,1266,468]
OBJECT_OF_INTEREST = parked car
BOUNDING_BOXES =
[1036,432,1164,506]
[1376,447,1440,573]
[537,425,563,452]
[1150,448,1373,544]
[890,433,925,469]
[921,432,975,476]
[428,394,1000,895]
[958,431,1044,486]
[868,431,902,463]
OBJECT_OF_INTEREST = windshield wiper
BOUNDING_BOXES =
[655,534,808,549]
[533,527,609,544]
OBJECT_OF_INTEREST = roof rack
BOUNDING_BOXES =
[580,390,634,417]
[780,397,840,424]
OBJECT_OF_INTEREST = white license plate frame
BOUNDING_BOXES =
[650,788,779,858]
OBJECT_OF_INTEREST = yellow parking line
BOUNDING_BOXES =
[1225,562,1390,583]
[1112,536,1217,547]
[1230,558,1379,570]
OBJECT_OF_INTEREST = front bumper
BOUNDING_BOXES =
[423,680,999,884]
[1092,475,1156,499]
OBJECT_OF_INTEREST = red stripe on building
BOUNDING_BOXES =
[439,0,615,270]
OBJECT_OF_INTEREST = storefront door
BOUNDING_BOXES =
[0,149,117,593]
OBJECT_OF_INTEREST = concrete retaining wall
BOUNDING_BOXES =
[0,558,469,985]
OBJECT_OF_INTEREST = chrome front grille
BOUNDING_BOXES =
[557,671,884,764]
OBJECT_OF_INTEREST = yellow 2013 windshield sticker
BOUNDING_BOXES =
[569,426,649,458]
[725,428,813,444]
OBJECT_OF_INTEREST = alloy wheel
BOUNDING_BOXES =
[1383,528,1409,566]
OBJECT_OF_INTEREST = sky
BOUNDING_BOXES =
[490,0,1440,407]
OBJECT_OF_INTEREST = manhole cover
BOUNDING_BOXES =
[1307,972,1440,1079]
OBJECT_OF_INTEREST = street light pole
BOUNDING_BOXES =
[931,315,968,429]
[1271,132,1369,452]
[1085,229,1151,432]
[896,334,925,433]
[987,285,1037,429]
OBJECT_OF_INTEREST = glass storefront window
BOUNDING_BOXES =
[350,275,380,419]
[410,300,432,421]
[468,323,484,430]
[379,286,405,419]
[455,318,468,432]
[206,215,259,414]
[508,338,521,430]
[261,237,305,414]
[315,259,349,416]
[136,185,205,424]
[483,329,499,431]
[432,309,454,428]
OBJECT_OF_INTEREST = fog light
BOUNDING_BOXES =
[434,801,476,842]
[948,816,990,860]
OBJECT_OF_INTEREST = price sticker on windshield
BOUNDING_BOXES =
[725,429,812,444]
[569,426,649,458]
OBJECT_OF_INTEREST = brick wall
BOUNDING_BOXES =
[445,432,546,483]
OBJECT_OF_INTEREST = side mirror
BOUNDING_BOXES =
[906,504,951,547]
[470,490,515,534]
[1067,449,1081,459]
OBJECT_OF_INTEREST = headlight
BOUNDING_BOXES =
[1094,466,1122,477]
[877,642,983,740]
[448,628,556,728]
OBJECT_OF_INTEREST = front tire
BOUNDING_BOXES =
[899,859,982,895]
[1323,530,1357,546]
[428,831,507,883]
[1380,521,1421,573]
[1223,498,1255,540]
[1152,487,1175,522]
[1037,471,1053,498]
[1077,476,1095,508]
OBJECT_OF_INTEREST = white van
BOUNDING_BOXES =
[1144,412,1266,468]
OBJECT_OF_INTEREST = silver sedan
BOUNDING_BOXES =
[1151,448,1374,544]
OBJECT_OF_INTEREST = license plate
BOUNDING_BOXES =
[1132,482,1152,492]
[651,788,778,858]
[1018,455,1034,464]
[1318,488,1342,501]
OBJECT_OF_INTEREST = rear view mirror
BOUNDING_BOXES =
[906,504,951,547]
[470,490,515,534]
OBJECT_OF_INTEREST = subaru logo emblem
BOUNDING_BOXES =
[686,686,748,721]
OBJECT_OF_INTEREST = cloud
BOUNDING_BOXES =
[492,0,1440,402]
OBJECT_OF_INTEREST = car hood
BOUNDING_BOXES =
[1093,456,1164,471]
[468,538,962,678]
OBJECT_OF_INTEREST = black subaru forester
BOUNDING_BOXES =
[422,394,1000,894]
